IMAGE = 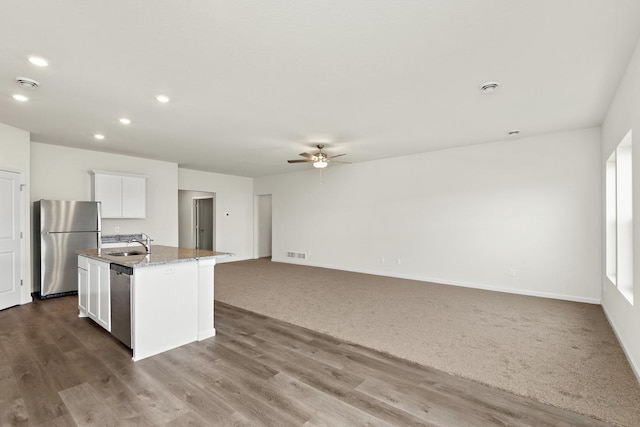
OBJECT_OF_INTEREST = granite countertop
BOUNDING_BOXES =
[77,245,233,268]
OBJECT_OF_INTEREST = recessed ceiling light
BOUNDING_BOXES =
[94,134,105,140]
[480,81,500,93]
[508,129,520,136]
[28,56,49,67]
[156,95,170,103]
[119,118,131,125]
[12,94,29,102]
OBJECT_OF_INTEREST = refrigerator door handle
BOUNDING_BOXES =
[43,231,100,234]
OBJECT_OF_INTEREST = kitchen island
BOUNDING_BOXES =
[77,245,232,361]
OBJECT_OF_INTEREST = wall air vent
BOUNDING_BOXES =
[287,251,307,259]
[16,77,40,89]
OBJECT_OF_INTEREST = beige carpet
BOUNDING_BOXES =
[215,258,640,426]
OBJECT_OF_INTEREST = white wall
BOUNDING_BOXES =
[602,36,640,381]
[31,143,179,246]
[0,122,31,303]
[255,128,602,303]
[178,168,253,262]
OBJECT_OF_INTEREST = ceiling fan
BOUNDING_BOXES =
[287,144,348,169]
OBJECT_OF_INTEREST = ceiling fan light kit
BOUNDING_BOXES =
[313,160,328,168]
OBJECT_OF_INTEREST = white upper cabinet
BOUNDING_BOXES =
[122,176,146,218]
[95,173,123,218]
[92,170,147,218]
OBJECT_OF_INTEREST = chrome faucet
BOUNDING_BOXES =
[128,233,153,254]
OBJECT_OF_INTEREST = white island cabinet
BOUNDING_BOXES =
[131,257,216,360]
[77,245,229,361]
[78,256,111,331]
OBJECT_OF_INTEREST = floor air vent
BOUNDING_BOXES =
[287,251,307,259]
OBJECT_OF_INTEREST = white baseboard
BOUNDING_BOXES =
[271,257,601,305]
[217,256,250,264]
[198,328,216,341]
[601,304,640,384]
[21,291,33,305]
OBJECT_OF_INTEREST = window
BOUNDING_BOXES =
[606,129,633,304]
[606,151,617,282]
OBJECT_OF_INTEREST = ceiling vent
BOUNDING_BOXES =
[16,77,40,89]
[480,81,499,93]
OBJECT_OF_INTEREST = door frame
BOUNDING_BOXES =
[0,165,29,305]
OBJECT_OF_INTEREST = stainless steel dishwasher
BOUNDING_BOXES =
[110,263,132,348]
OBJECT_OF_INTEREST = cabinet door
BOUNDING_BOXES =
[87,261,99,320]
[97,262,111,331]
[78,267,88,315]
[94,174,122,218]
[87,259,111,331]
[122,176,146,218]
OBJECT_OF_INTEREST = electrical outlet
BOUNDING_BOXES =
[380,257,385,264]
[509,268,517,277]
[396,258,402,265]
[115,226,120,232]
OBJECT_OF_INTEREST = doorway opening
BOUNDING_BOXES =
[254,194,272,258]
[179,190,215,250]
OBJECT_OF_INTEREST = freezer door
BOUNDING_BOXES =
[40,200,101,232]
[41,231,99,296]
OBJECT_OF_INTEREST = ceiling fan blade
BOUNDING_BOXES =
[299,152,315,160]
[331,161,351,164]
[288,159,313,163]
[328,153,347,159]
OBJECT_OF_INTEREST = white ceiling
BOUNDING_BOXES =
[1,1,639,177]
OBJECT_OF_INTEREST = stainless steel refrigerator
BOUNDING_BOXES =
[34,200,102,298]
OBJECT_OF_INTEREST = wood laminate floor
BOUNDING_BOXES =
[0,296,612,426]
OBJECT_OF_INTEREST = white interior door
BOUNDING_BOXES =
[0,170,22,310]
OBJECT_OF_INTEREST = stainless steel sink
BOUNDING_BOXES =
[107,251,146,257]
